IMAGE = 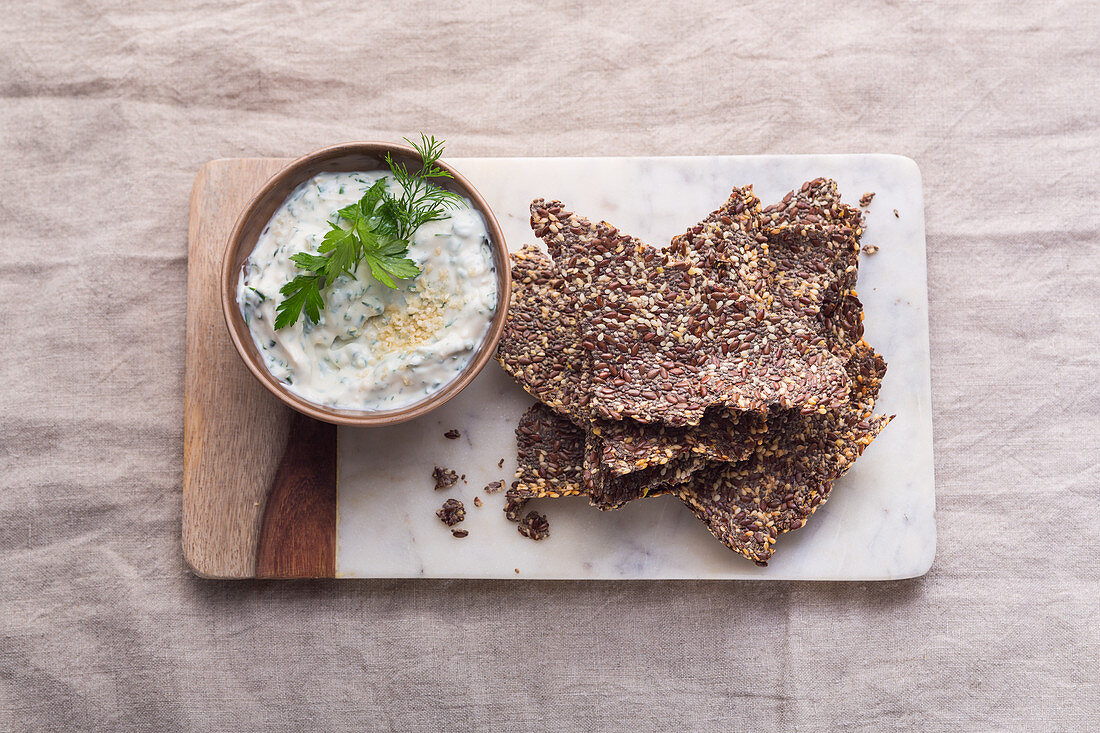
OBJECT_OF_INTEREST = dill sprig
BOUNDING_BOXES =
[382,134,465,240]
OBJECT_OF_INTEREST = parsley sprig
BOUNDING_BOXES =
[273,134,464,330]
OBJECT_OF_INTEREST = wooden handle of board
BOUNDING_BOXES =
[256,414,338,578]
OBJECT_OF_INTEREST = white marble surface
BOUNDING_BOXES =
[336,154,935,580]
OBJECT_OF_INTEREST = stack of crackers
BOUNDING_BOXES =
[495,180,891,565]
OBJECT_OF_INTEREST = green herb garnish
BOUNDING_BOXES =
[381,134,465,240]
[274,134,464,330]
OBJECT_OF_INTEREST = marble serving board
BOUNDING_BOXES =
[335,154,935,581]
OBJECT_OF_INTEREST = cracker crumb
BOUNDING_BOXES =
[518,510,550,541]
[862,244,880,255]
[451,528,469,538]
[432,466,458,491]
[436,498,465,526]
[514,568,520,574]
[859,191,875,207]
[503,495,527,522]
[473,496,483,508]
[483,480,505,494]
[443,429,460,440]
[893,208,899,218]
[497,458,505,469]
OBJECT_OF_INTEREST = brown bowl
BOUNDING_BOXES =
[220,141,510,427]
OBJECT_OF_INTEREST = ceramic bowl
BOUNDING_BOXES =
[221,141,510,426]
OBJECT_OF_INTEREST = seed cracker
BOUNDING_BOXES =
[512,402,587,501]
[495,244,591,419]
[760,178,864,322]
[580,429,704,509]
[497,238,762,475]
[529,200,850,426]
[673,179,863,331]
[500,186,858,477]
[499,181,892,563]
[674,271,890,566]
[511,403,696,510]
[588,409,762,476]
[671,183,890,564]
[676,349,890,565]
[581,181,862,476]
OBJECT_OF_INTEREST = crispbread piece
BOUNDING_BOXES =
[496,244,760,481]
[511,403,699,510]
[501,181,892,565]
[529,200,850,426]
[588,409,763,476]
[677,375,890,565]
[675,316,891,567]
[672,180,890,565]
[512,401,587,500]
[668,185,770,298]
[512,363,890,564]
[504,199,657,424]
[672,179,863,325]
[579,430,703,509]
[677,419,889,565]
[759,178,864,321]
[498,206,849,495]
[495,244,591,418]
[495,243,746,493]
[500,184,862,476]
[586,181,864,475]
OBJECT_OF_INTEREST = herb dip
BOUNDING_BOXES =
[237,171,496,410]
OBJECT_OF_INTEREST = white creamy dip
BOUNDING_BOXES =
[237,171,496,411]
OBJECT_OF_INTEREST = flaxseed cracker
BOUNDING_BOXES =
[511,360,889,563]
[494,242,722,489]
[501,186,856,475]
[585,181,862,475]
[676,359,890,565]
[672,179,863,327]
[512,401,587,500]
[495,208,766,484]
[502,183,891,563]
[579,429,704,509]
[511,403,697,510]
[498,200,661,424]
[529,200,850,427]
[495,244,591,418]
[667,184,771,298]
[504,188,859,487]
[759,178,864,323]
[588,409,762,476]
[674,286,891,565]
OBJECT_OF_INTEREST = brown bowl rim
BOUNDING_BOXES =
[220,141,511,427]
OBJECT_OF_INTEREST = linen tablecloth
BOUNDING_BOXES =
[2,1,1097,729]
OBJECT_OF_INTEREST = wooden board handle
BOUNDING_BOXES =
[256,414,337,578]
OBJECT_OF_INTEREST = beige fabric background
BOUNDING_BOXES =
[2,1,1098,730]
